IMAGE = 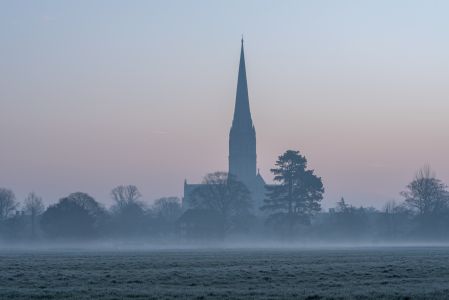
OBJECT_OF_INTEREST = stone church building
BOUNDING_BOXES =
[183,39,266,211]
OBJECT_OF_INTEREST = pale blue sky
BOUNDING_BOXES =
[1,1,449,208]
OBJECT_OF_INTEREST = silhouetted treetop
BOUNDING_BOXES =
[111,185,142,210]
[24,192,45,238]
[41,192,104,239]
[401,166,448,216]
[262,150,324,231]
[153,197,182,222]
[0,188,17,221]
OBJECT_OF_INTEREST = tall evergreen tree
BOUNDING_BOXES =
[262,150,324,232]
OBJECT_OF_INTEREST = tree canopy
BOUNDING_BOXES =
[262,150,324,231]
[41,192,104,239]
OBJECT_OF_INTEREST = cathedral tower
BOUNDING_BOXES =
[228,38,257,186]
[184,38,265,211]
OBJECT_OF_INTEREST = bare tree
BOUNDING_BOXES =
[400,166,448,216]
[153,197,182,222]
[190,172,251,233]
[111,185,142,210]
[67,192,105,217]
[109,185,147,237]
[24,192,45,238]
[383,200,398,215]
[0,188,17,221]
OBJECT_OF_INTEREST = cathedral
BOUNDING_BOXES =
[183,39,266,211]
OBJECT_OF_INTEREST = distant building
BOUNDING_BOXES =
[183,39,266,212]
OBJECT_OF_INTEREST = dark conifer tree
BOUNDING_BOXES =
[262,150,324,233]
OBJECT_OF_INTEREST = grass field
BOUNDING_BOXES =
[1,247,449,299]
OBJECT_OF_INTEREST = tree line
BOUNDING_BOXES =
[0,185,183,241]
[1,150,449,243]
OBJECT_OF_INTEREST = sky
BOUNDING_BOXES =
[1,0,449,208]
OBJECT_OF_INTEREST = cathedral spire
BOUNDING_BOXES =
[229,39,257,185]
[231,36,253,129]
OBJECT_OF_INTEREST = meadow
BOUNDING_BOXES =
[1,247,449,299]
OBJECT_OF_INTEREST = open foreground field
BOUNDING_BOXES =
[1,247,449,299]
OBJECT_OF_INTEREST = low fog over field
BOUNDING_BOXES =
[2,164,449,248]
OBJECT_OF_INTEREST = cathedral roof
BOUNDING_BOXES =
[256,169,266,186]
